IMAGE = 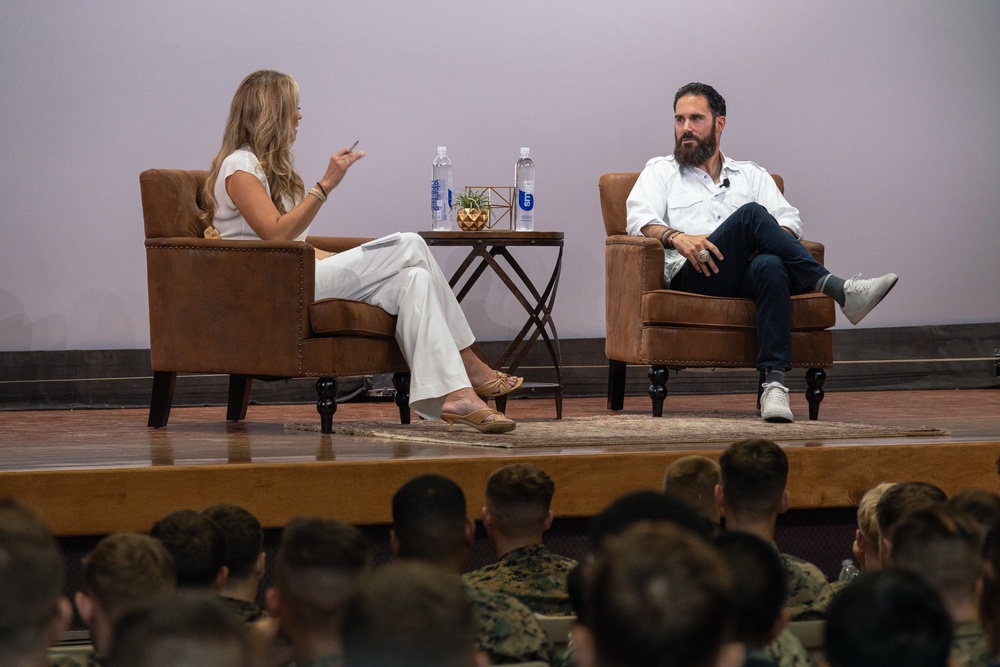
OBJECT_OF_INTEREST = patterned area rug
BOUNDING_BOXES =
[285,414,949,449]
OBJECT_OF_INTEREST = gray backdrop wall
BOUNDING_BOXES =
[2,1,998,353]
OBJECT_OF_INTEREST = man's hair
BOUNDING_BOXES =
[0,498,66,663]
[149,509,226,588]
[946,489,1000,534]
[856,482,895,548]
[106,591,250,667]
[663,456,721,523]
[890,505,982,606]
[712,531,786,648]
[718,439,788,519]
[485,463,555,537]
[83,533,176,620]
[874,481,947,543]
[584,522,734,667]
[392,474,468,564]
[273,516,370,634]
[588,490,714,552]
[202,503,263,580]
[674,82,727,118]
[825,570,951,667]
[342,561,478,667]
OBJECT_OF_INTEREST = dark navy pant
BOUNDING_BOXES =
[668,203,829,371]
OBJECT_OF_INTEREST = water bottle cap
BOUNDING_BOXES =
[437,146,447,154]
[520,147,530,155]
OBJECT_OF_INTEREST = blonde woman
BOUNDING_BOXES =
[203,70,520,433]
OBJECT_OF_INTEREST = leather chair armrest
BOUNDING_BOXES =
[305,236,374,253]
[801,239,825,266]
[145,237,315,376]
[605,234,665,362]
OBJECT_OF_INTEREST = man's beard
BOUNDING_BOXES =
[673,130,718,168]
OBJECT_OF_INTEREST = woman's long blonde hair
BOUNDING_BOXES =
[201,70,304,225]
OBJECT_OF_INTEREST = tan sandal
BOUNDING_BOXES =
[441,408,516,434]
[473,372,524,398]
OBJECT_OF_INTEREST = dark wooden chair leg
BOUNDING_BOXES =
[392,372,411,424]
[226,375,252,422]
[757,370,766,412]
[316,377,338,435]
[806,368,827,421]
[648,365,668,417]
[494,395,507,414]
[608,359,627,411]
[148,371,176,428]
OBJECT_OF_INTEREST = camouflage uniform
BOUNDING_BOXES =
[295,652,344,667]
[464,544,578,616]
[219,595,268,624]
[779,550,833,621]
[464,581,554,665]
[951,619,993,667]
[50,649,104,667]
[764,628,813,667]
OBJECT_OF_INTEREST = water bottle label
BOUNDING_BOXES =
[518,190,534,211]
[432,179,444,220]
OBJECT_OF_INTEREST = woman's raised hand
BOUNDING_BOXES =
[318,147,365,193]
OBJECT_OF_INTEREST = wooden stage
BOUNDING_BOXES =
[1,389,998,538]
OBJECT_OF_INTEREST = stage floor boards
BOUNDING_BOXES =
[2,389,998,536]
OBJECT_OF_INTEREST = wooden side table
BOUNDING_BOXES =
[418,231,565,418]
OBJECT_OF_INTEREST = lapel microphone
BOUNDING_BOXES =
[721,178,731,188]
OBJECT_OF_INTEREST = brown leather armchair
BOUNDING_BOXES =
[600,172,835,420]
[141,169,410,434]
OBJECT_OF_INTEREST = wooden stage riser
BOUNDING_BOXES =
[6,440,999,536]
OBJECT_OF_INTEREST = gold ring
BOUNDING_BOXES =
[697,249,711,263]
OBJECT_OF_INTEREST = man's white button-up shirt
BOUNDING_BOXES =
[626,154,803,284]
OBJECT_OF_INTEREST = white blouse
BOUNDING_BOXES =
[212,148,307,241]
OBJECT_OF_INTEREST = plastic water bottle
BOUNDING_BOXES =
[837,558,860,582]
[431,146,453,231]
[514,147,535,231]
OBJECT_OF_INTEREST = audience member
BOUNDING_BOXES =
[717,439,831,620]
[105,591,250,667]
[713,531,788,667]
[150,509,227,589]
[391,473,552,665]
[577,490,808,667]
[948,490,1000,536]
[0,498,72,667]
[979,518,1000,667]
[203,503,267,623]
[891,505,992,667]
[874,481,947,566]
[464,463,577,615]
[663,455,722,526]
[852,481,895,572]
[342,561,489,667]
[572,522,741,667]
[252,516,370,667]
[55,533,176,666]
[824,569,952,667]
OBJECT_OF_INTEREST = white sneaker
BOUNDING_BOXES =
[760,382,794,423]
[842,273,898,325]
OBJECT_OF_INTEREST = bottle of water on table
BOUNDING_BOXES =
[431,146,453,231]
[515,147,535,231]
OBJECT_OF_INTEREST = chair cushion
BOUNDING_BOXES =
[642,290,835,331]
[309,298,397,337]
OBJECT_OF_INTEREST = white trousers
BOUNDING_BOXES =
[313,232,475,420]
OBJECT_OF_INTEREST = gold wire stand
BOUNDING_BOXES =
[465,186,514,230]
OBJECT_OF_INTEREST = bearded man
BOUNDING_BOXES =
[626,82,898,422]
